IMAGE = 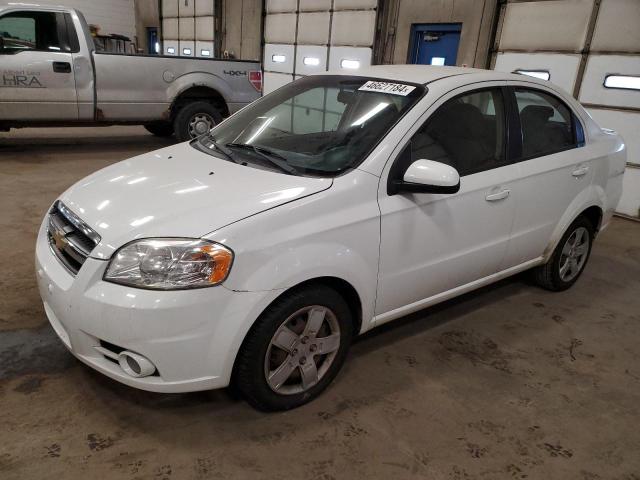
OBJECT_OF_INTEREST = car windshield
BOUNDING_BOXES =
[197,75,425,176]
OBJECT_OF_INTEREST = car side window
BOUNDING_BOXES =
[408,88,507,177]
[514,88,577,158]
[0,11,65,54]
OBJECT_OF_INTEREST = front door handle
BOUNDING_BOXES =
[52,61,71,73]
[572,166,589,177]
[485,189,511,202]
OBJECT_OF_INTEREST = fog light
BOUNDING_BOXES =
[118,351,156,378]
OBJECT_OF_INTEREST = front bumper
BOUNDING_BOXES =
[35,219,280,393]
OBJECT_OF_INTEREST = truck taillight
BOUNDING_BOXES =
[249,71,262,93]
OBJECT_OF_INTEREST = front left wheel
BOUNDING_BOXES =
[234,285,354,411]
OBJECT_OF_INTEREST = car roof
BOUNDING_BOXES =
[322,64,539,86]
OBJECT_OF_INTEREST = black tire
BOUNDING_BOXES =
[144,122,174,137]
[532,215,595,291]
[234,285,354,411]
[173,101,223,142]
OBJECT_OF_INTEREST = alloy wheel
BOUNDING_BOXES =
[264,306,341,395]
[559,226,590,282]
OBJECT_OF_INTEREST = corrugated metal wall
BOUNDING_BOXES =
[263,0,378,94]
[492,0,640,218]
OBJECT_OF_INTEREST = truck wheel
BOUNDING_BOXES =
[234,285,353,411]
[144,122,174,137]
[532,216,594,292]
[173,101,223,142]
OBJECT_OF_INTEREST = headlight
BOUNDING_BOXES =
[104,238,233,290]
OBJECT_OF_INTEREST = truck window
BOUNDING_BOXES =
[0,11,66,54]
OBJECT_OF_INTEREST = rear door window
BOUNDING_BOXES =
[514,88,578,158]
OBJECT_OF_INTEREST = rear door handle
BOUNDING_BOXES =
[572,166,589,177]
[485,189,511,202]
[52,61,72,73]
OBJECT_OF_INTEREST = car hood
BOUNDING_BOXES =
[58,142,332,259]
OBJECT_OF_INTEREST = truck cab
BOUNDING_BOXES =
[0,5,262,140]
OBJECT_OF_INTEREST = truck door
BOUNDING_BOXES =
[0,9,78,120]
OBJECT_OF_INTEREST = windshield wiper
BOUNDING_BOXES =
[226,143,298,175]
[199,136,236,162]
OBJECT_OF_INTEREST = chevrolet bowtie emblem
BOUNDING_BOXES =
[51,225,69,251]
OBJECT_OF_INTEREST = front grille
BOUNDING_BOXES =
[47,201,101,275]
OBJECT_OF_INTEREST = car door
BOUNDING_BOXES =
[499,85,592,268]
[375,84,518,321]
[0,9,78,120]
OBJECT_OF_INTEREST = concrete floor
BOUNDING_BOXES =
[1,127,639,480]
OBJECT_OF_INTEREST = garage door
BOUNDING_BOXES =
[493,0,640,218]
[263,0,378,94]
[162,0,216,58]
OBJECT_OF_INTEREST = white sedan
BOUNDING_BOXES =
[36,66,626,410]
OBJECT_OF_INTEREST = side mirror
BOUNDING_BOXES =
[0,36,5,52]
[391,159,460,195]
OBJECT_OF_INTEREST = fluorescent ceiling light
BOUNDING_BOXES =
[272,54,286,63]
[167,47,175,54]
[341,59,360,69]
[515,70,550,81]
[200,49,211,56]
[430,57,445,66]
[604,75,640,90]
[351,102,389,126]
[183,48,192,55]
[303,56,320,66]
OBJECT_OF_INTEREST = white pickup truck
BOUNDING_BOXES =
[0,4,262,141]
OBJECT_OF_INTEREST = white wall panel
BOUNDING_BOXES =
[494,52,581,93]
[162,0,179,18]
[162,18,179,40]
[179,0,195,17]
[331,10,375,46]
[178,17,195,40]
[333,0,377,9]
[266,0,298,13]
[499,0,593,52]
[196,41,214,57]
[296,45,328,75]
[579,55,640,109]
[297,12,331,45]
[264,72,294,94]
[195,16,215,41]
[164,40,179,55]
[179,40,195,56]
[264,13,297,44]
[616,168,640,217]
[300,0,332,11]
[264,44,296,74]
[591,0,640,53]
[195,0,215,17]
[328,46,372,72]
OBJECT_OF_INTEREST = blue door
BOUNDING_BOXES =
[409,23,462,66]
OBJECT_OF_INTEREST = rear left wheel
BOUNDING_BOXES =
[532,216,594,291]
[173,101,223,142]
[234,285,353,411]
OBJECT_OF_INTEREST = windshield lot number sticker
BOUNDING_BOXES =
[358,81,416,96]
